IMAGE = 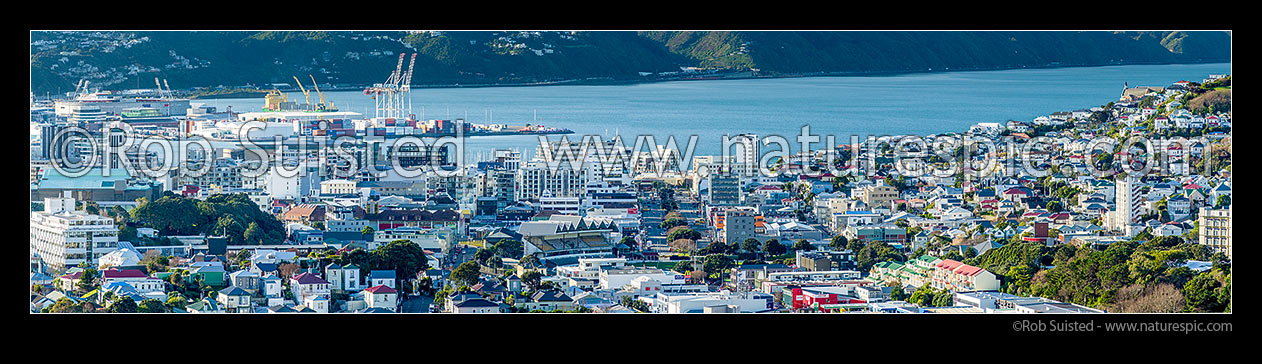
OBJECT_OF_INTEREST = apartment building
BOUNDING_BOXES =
[30,197,119,273]
[1199,207,1231,258]
[931,259,1000,292]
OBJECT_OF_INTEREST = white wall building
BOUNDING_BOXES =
[30,197,119,273]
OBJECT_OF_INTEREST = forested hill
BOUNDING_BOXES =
[30,31,1231,95]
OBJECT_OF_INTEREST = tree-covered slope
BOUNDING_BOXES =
[30,31,1230,95]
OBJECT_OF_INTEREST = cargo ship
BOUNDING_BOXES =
[261,89,339,112]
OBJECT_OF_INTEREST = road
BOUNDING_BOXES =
[400,295,434,313]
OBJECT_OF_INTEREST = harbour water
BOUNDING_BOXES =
[193,63,1231,161]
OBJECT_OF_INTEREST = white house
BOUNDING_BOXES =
[1154,223,1184,237]
[325,263,362,292]
[369,270,397,289]
[217,286,253,313]
[290,272,332,303]
[363,285,398,311]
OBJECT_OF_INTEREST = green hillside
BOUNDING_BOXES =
[29,31,1231,95]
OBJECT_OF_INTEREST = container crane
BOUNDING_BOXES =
[363,53,411,119]
[402,53,416,117]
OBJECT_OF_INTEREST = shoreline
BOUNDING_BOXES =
[182,61,1229,99]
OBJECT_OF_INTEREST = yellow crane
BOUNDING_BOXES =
[292,75,311,106]
[309,74,333,110]
[264,89,287,111]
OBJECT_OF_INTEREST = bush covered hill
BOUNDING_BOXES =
[30,31,1231,95]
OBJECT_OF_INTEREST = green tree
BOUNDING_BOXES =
[43,298,90,313]
[702,254,734,277]
[110,205,131,223]
[1004,265,1036,295]
[165,292,188,310]
[829,235,848,250]
[907,284,936,306]
[521,270,543,291]
[889,283,910,301]
[660,218,687,230]
[77,268,99,293]
[243,222,262,244]
[131,195,202,235]
[372,240,430,283]
[672,260,694,274]
[474,248,495,266]
[336,248,374,274]
[213,215,247,244]
[520,254,541,269]
[138,298,167,313]
[107,296,139,313]
[666,227,701,241]
[741,238,761,254]
[854,241,907,271]
[451,261,482,287]
[931,289,954,307]
[490,239,524,259]
[1046,200,1063,213]
[1183,273,1226,312]
[620,295,649,312]
[764,239,786,257]
[793,239,814,251]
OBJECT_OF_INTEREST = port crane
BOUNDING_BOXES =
[153,77,173,98]
[292,75,312,107]
[74,79,90,97]
[363,52,417,119]
[309,74,334,111]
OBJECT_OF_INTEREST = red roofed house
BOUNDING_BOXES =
[101,268,165,294]
[931,259,999,292]
[1002,187,1031,202]
[282,204,326,225]
[58,271,83,291]
[363,285,399,311]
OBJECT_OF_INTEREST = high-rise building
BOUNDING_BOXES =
[708,174,742,206]
[30,196,119,273]
[722,208,758,245]
[1108,176,1143,234]
[1199,207,1231,259]
[725,134,759,176]
[39,123,62,161]
[515,161,598,203]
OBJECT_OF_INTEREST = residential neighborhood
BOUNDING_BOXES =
[31,56,1231,315]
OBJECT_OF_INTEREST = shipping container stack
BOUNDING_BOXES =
[297,118,355,138]
[362,117,425,138]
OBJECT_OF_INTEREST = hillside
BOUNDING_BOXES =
[30,31,1231,95]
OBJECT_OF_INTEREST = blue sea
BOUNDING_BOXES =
[194,62,1231,161]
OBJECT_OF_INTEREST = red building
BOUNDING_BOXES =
[784,286,867,311]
